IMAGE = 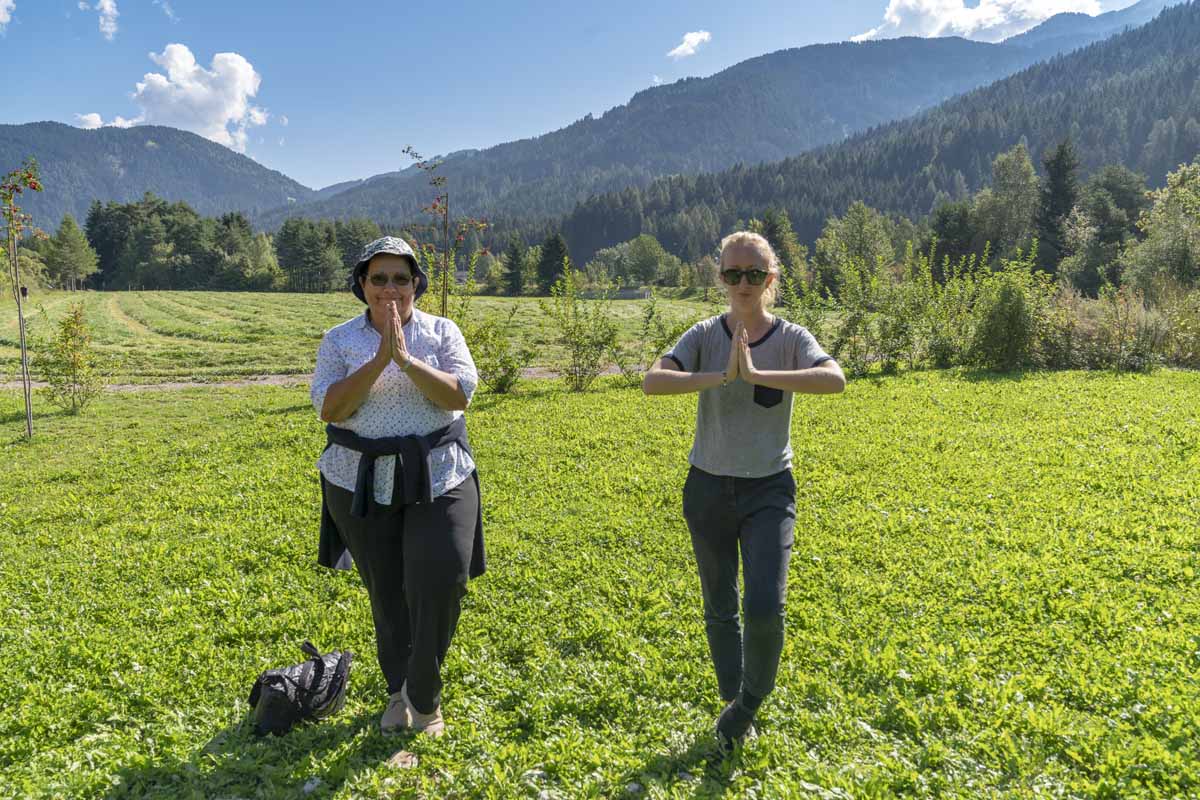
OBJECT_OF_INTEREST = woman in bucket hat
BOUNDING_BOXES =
[311,235,484,737]
[642,231,844,753]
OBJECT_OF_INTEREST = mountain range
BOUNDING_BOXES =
[555,0,1200,262]
[257,0,1179,229]
[0,0,1179,233]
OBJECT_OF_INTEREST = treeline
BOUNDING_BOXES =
[15,143,1197,307]
[546,142,1197,305]
[758,156,1200,377]
[13,193,396,292]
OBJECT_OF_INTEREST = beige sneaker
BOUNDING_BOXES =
[380,686,411,735]
[379,682,446,737]
[400,683,445,737]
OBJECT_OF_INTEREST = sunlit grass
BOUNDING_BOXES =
[1,370,1197,798]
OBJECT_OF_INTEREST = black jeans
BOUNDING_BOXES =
[682,465,796,704]
[323,474,479,714]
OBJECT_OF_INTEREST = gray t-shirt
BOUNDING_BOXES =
[665,315,832,478]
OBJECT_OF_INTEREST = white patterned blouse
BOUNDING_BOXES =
[311,307,478,505]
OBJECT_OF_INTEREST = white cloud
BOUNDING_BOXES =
[153,0,177,22]
[0,0,14,32]
[279,114,289,126]
[667,30,711,59]
[128,43,268,152]
[77,1,89,11]
[852,0,1121,43]
[75,112,139,128]
[652,75,663,86]
[95,0,118,41]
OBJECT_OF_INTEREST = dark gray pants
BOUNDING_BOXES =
[682,465,796,704]
[323,475,480,714]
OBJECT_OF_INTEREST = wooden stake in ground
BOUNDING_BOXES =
[2,159,44,440]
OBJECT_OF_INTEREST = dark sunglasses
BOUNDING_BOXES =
[367,273,414,287]
[720,268,769,286]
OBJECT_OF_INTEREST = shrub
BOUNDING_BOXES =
[611,289,699,388]
[539,259,617,392]
[32,302,108,414]
[447,265,534,394]
[874,277,912,375]
[1039,287,1087,370]
[775,273,829,344]
[1156,280,1200,369]
[827,256,876,377]
[968,252,1053,372]
[467,308,536,394]
[1095,284,1167,373]
[927,253,983,369]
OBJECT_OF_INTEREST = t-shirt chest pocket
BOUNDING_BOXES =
[753,385,783,408]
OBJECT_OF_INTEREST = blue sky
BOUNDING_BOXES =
[0,0,1138,190]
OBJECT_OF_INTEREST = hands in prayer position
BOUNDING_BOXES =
[725,321,742,383]
[372,301,413,372]
[726,321,760,384]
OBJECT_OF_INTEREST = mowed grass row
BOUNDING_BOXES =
[0,291,714,383]
[1,371,1198,798]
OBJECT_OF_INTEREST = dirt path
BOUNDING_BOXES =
[0,374,310,392]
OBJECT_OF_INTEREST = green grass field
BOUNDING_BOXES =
[0,291,713,383]
[2,370,1198,798]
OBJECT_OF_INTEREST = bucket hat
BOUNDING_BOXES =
[351,236,427,302]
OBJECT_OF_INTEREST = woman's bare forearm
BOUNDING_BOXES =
[643,367,725,395]
[404,359,468,410]
[746,364,846,394]
[320,356,388,422]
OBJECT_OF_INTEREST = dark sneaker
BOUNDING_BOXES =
[714,700,757,754]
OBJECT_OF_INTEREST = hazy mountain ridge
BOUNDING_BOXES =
[551,2,1200,262]
[0,122,315,228]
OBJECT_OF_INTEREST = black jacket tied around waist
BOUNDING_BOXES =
[317,416,485,578]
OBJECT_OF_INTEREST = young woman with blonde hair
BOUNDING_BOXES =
[643,231,845,751]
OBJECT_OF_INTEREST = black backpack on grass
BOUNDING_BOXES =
[248,641,352,736]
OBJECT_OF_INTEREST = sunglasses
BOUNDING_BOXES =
[367,273,414,287]
[720,268,769,286]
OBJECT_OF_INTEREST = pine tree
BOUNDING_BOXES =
[1035,138,1080,273]
[537,233,571,294]
[501,235,526,296]
[47,215,100,290]
[761,208,808,290]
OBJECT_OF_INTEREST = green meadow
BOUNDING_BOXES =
[0,291,713,383]
[2,369,1198,798]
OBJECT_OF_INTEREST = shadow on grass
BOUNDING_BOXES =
[472,374,644,411]
[1,409,78,445]
[104,710,419,800]
[0,406,76,427]
[620,730,741,798]
[957,367,1038,383]
[840,366,1064,387]
[257,403,316,417]
[470,380,565,410]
